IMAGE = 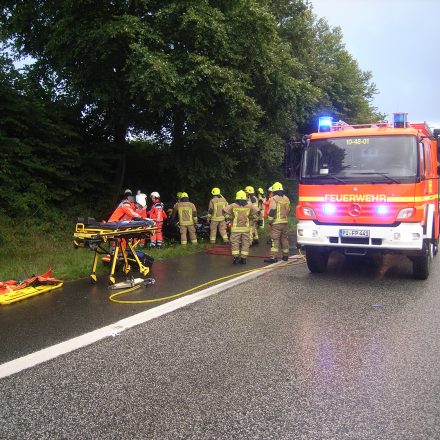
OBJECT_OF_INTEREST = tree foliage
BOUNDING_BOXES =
[0,0,382,215]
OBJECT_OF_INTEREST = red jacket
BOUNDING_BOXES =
[149,201,167,223]
[108,199,139,222]
[263,194,273,218]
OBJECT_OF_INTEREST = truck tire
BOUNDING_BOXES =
[412,241,433,280]
[305,246,329,273]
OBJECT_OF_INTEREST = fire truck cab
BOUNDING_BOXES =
[296,113,439,279]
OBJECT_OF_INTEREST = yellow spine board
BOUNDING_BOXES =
[0,282,64,305]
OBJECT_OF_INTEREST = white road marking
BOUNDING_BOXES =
[0,260,290,379]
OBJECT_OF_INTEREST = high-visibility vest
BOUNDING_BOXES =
[271,196,290,224]
[231,207,252,233]
[178,206,195,226]
[211,199,227,221]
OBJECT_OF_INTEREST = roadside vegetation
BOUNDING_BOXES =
[1,1,380,280]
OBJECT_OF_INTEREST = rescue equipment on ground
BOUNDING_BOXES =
[0,269,63,305]
[108,275,155,290]
[297,113,439,280]
[73,217,156,285]
[109,253,305,304]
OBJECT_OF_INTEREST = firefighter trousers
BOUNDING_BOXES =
[249,219,259,242]
[210,220,229,243]
[270,223,289,257]
[230,232,251,257]
[180,224,197,245]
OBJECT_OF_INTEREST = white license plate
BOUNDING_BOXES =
[340,229,370,238]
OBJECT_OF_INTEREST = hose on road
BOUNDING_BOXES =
[108,253,306,305]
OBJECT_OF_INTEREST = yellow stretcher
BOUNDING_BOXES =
[73,217,156,285]
[0,283,64,305]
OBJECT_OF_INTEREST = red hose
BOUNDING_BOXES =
[204,245,270,259]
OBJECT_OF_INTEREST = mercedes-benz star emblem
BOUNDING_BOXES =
[349,203,361,216]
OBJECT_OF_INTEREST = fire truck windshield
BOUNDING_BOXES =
[300,135,418,184]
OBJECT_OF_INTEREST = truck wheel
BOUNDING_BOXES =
[412,242,433,280]
[305,247,329,273]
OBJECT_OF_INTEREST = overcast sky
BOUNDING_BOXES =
[310,0,440,128]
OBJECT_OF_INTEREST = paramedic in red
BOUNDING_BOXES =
[108,189,140,222]
[149,191,167,247]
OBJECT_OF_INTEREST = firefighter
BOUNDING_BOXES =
[264,182,290,263]
[172,192,198,245]
[108,189,140,222]
[223,190,259,264]
[244,186,260,244]
[257,187,266,227]
[263,186,273,244]
[149,191,167,247]
[208,187,229,244]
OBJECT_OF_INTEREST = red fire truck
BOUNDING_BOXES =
[296,113,439,279]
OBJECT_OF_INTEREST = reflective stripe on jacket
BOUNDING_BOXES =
[108,200,139,222]
[268,195,290,224]
[208,196,228,221]
[223,202,258,233]
[173,201,197,226]
[149,202,167,223]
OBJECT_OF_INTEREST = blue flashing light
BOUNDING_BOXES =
[318,116,333,132]
[376,205,389,215]
[323,203,336,215]
[393,112,408,128]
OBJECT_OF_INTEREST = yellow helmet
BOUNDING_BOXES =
[181,192,189,198]
[258,187,264,194]
[272,182,283,191]
[236,190,247,201]
[211,187,221,195]
[176,192,183,199]
[244,186,254,194]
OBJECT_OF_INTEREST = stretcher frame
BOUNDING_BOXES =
[73,221,156,285]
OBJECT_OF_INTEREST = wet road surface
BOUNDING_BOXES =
[1,244,440,439]
[0,242,274,363]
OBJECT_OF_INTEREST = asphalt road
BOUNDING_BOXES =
[1,252,440,439]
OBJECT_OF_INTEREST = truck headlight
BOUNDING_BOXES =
[397,208,415,219]
[302,207,316,217]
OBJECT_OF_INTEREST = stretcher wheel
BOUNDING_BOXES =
[109,276,116,285]
[90,273,97,283]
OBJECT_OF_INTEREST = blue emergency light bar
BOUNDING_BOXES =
[393,112,408,128]
[318,116,333,132]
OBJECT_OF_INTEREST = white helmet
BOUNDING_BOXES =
[150,191,160,199]
[135,193,147,207]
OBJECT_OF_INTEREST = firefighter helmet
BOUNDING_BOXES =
[150,191,160,199]
[176,192,183,199]
[244,186,254,194]
[258,187,264,194]
[181,192,189,198]
[236,190,247,201]
[211,187,221,195]
[272,182,283,191]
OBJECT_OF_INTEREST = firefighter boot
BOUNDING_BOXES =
[240,257,247,264]
[282,255,288,262]
[264,257,278,263]
[233,257,240,264]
